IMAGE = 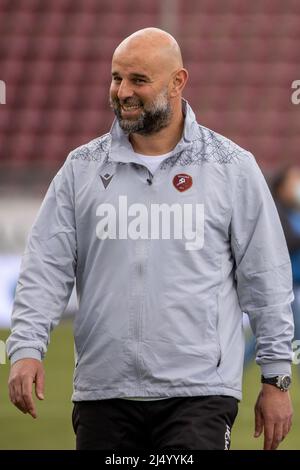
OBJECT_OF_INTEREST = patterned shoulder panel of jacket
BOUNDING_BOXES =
[70,134,112,162]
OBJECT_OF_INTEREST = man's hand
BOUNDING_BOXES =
[254,384,293,450]
[8,358,45,419]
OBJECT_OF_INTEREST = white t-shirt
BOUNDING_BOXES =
[134,150,173,174]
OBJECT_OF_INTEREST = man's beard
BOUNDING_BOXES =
[109,90,172,135]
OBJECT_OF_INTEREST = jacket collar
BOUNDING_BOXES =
[108,99,200,164]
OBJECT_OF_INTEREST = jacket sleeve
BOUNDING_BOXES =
[6,158,77,364]
[230,152,294,377]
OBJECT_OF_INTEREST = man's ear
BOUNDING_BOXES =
[169,68,189,98]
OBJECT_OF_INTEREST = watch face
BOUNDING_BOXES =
[279,375,291,390]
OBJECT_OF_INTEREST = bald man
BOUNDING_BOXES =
[109,28,186,152]
[7,28,294,451]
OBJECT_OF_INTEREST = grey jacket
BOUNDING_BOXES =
[7,100,294,401]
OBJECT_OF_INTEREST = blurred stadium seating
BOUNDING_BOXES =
[1,0,300,450]
[0,0,299,191]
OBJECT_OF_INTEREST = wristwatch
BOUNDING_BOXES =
[261,375,292,392]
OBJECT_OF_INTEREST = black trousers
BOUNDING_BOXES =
[72,395,238,450]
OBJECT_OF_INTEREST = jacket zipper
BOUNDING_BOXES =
[133,167,153,392]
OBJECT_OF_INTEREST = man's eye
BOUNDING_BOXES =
[134,79,146,84]
[113,76,121,82]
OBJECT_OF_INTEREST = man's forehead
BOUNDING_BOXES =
[111,51,160,77]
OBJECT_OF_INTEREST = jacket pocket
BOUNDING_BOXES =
[215,294,222,367]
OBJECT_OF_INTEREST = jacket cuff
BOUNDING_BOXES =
[260,361,291,377]
[10,348,42,365]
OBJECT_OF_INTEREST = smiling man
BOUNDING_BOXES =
[109,28,188,160]
[7,28,294,451]
[109,29,183,142]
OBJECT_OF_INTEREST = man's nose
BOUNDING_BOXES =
[117,80,134,100]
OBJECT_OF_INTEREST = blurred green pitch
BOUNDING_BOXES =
[0,322,299,450]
